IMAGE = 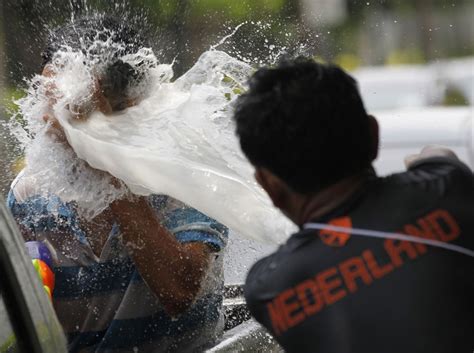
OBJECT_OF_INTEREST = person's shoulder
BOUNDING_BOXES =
[244,232,309,304]
[406,146,472,176]
[148,194,229,251]
[243,252,277,309]
[245,253,276,287]
[387,146,473,191]
[8,170,37,212]
[9,169,35,204]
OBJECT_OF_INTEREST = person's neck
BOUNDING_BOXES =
[295,169,373,227]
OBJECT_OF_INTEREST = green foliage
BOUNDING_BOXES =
[312,56,327,65]
[1,87,26,129]
[2,87,25,118]
[137,0,181,22]
[443,87,469,106]
[0,333,17,353]
[386,48,426,65]
[334,53,360,71]
[189,0,286,21]
[222,74,245,101]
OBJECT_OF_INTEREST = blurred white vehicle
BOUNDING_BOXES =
[354,65,443,111]
[353,57,474,112]
[375,106,473,175]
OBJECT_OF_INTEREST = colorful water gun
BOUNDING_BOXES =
[25,241,55,300]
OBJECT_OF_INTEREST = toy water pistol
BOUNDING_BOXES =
[25,241,55,301]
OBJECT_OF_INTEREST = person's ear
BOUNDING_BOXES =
[368,115,379,162]
[254,167,289,210]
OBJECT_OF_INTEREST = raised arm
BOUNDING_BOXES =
[110,197,214,317]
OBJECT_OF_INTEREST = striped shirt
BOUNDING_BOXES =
[8,172,228,353]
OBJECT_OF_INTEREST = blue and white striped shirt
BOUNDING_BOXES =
[8,173,228,353]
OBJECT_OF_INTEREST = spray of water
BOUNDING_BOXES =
[58,49,296,243]
[9,19,297,243]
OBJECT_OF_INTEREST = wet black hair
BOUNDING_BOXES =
[42,16,150,110]
[233,58,372,194]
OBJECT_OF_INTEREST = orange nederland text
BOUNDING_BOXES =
[267,209,460,336]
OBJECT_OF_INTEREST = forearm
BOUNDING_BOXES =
[110,197,210,316]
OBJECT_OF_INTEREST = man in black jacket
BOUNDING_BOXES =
[233,58,474,353]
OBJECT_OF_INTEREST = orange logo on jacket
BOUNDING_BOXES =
[319,217,352,247]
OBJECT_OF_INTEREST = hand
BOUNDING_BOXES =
[66,78,113,119]
[41,65,66,141]
[405,145,459,168]
[43,114,67,142]
[42,65,113,123]
[42,64,61,108]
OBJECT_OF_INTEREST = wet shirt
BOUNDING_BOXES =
[245,157,474,353]
[8,171,228,353]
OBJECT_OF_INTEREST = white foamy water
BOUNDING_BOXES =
[16,47,295,244]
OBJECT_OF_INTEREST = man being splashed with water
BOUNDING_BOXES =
[234,58,474,352]
[8,16,228,352]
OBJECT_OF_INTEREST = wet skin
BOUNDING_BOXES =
[39,64,213,317]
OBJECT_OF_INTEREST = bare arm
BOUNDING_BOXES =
[109,197,212,317]
[40,67,212,315]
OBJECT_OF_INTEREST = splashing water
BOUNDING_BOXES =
[11,25,296,243]
[59,50,295,243]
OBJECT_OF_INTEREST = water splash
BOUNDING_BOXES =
[10,20,297,243]
[58,49,295,243]
[210,22,248,51]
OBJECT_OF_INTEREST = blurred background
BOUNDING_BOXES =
[0,0,473,193]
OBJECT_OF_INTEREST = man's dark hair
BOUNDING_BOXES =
[233,58,372,194]
[42,16,150,110]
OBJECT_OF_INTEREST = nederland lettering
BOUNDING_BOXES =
[267,209,460,336]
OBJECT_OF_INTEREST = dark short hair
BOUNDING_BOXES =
[42,16,150,110]
[233,58,372,194]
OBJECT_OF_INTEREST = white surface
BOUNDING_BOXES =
[354,57,474,112]
[354,65,442,111]
[374,106,473,174]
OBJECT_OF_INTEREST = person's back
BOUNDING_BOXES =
[245,158,474,352]
[233,58,474,352]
